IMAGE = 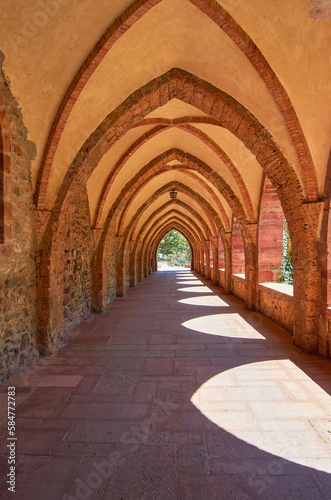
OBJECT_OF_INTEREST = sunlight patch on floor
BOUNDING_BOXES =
[176,280,204,285]
[177,286,213,294]
[191,360,331,473]
[175,276,199,279]
[182,313,266,338]
[178,296,230,307]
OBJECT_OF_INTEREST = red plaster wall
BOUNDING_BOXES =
[258,177,284,282]
[218,233,225,269]
[232,218,245,275]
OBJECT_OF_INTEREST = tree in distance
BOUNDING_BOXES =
[157,230,191,267]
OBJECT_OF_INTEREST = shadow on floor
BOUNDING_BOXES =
[0,269,330,499]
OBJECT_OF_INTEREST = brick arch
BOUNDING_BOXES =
[171,169,231,231]
[40,67,306,241]
[131,199,210,242]
[145,207,232,280]
[129,120,254,223]
[140,221,196,281]
[35,0,162,208]
[38,68,321,354]
[321,151,331,308]
[154,224,195,249]
[94,123,251,228]
[144,212,201,248]
[152,222,196,256]
[128,202,208,284]
[98,180,223,256]
[177,124,254,220]
[131,215,198,288]
[130,209,202,280]
[319,150,331,357]
[94,125,167,228]
[114,149,239,236]
[0,91,11,247]
[91,180,219,305]
[130,209,202,282]
[131,205,208,250]
[149,220,196,264]
[133,117,220,128]
[34,0,318,209]
[190,0,318,199]
[94,168,223,245]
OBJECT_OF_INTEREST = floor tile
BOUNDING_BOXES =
[0,269,330,499]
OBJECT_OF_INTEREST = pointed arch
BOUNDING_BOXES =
[144,213,201,248]
[131,199,210,242]
[39,68,306,238]
[93,123,253,228]
[150,221,196,260]
[97,180,223,256]
[37,68,321,355]
[35,0,318,209]
[113,148,240,235]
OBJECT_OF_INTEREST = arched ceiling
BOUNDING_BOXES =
[1,0,330,251]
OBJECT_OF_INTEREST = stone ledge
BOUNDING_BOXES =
[259,282,294,297]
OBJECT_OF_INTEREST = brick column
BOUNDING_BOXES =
[195,246,201,273]
[147,247,152,275]
[244,223,259,311]
[137,243,144,282]
[153,248,157,271]
[223,232,232,294]
[143,246,148,277]
[204,243,211,280]
[92,248,106,312]
[291,202,323,353]
[212,237,219,285]
[36,229,65,355]
[129,241,137,287]
[191,250,195,271]
[116,236,126,297]
[200,243,205,277]
[319,194,331,357]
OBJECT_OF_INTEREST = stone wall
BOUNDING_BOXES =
[0,59,38,382]
[63,189,94,332]
[232,274,245,301]
[125,247,130,289]
[230,274,294,333]
[106,226,117,303]
[258,284,294,332]
[327,309,331,356]
[219,269,225,289]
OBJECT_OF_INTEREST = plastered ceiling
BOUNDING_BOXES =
[1,0,330,243]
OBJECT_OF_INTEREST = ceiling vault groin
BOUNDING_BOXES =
[34,0,318,209]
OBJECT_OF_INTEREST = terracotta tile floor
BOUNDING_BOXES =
[0,269,331,500]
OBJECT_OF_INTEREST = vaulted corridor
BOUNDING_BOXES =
[1,269,330,499]
[1,1,331,498]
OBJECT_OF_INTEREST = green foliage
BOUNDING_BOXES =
[168,253,189,267]
[279,219,293,285]
[158,230,191,266]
